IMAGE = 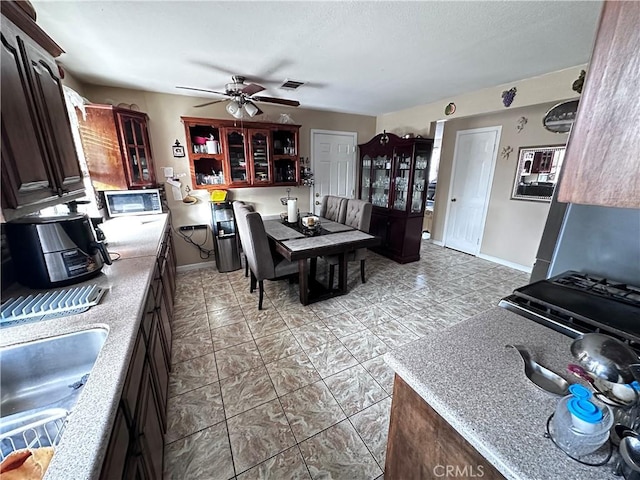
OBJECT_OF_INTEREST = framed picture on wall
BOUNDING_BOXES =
[172,142,185,158]
[511,145,566,202]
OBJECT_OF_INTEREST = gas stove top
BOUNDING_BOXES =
[500,271,640,348]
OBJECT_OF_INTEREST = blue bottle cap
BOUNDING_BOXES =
[567,384,603,424]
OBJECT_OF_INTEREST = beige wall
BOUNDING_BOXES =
[81,85,376,266]
[376,65,585,137]
[432,102,570,268]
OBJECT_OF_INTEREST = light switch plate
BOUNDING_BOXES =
[162,167,174,178]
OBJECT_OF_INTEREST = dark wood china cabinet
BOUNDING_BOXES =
[77,105,157,191]
[181,117,300,190]
[359,132,433,263]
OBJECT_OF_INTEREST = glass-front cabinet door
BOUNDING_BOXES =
[371,154,391,208]
[392,146,412,211]
[248,129,270,184]
[120,114,155,187]
[411,142,431,214]
[226,128,248,185]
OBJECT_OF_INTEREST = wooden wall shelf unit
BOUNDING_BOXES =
[77,105,158,191]
[181,117,300,190]
[358,132,433,264]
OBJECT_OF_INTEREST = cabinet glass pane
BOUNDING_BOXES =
[124,119,134,144]
[227,131,247,182]
[371,155,391,207]
[133,120,144,145]
[361,155,372,201]
[251,132,269,183]
[274,159,296,183]
[414,147,430,212]
[139,148,151,181]
[129,147,140,183]
[392,150,411,211]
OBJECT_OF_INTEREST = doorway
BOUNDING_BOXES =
[310,130,358,215]
[443,126,501,255]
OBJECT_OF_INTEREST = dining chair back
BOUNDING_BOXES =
[320,195,347,223]
[325,198,373,288]
[237,210,299,309]
[232,201,254,277]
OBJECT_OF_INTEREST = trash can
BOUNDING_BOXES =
[210,201,241,273]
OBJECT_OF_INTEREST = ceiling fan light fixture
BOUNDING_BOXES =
[244,101,259,117]
[226,100,244,119]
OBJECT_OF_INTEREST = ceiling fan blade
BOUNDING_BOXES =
[194,99,225,108]
[252,96,300,107]
[176,86,228,96]
[241,83,266,96]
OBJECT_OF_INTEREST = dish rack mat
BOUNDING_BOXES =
[0,284,106,328]
[0,410,67,461]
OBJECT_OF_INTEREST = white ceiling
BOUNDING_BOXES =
[33,1,603,116]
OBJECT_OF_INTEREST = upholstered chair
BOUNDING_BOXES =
[320,195,347,223]
[324,198,373,288]
[232,201,254,277]
[235,209,299,309]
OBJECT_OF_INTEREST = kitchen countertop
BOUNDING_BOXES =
[0,213,170,480]
[385,307,619,480]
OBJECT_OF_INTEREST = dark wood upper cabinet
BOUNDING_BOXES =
[77,105,157,191]
[558,1,640,208]
[1,7,85,219]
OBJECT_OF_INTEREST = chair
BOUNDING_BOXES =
[235,209,299,309]
[232,201,254,277]
[320,195,347,223]
[324,198,373,289]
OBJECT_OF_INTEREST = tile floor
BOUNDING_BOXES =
[163,240,530,479]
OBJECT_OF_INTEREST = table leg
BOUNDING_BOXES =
[310,257,317,280]
[299,259,309,305]
[338,253,347,293]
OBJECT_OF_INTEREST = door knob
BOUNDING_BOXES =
[315,193,320,197]
[315,201,320,205]
[451,198,457,202]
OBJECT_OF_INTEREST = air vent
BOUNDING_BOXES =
[280,79,305,90]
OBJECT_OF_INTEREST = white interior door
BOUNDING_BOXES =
[310,130,357,215]
[444,126,501,255]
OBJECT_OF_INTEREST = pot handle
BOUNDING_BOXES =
[92,241,112,265]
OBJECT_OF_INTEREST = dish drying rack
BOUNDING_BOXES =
[0,410,67,461]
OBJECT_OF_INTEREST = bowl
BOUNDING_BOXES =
[193,136,207,145]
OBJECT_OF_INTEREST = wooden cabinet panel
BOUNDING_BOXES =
[100,406,130,480]
[360,133,433,263]
[1,12,84,218]
[122,332,146,426]
[182,117,300,190]
[558,1,640,208]
[77,106,157,190]
[0,20,57,209]
[138,368,164,480]
[22,38,82,194]
[149,318,169,426]
[386,375,504,480]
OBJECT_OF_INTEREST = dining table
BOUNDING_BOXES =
[263,216,380,305]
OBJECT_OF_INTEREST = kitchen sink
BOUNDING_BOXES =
[0,328,108,458]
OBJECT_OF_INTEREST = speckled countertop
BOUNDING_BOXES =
[385,308,619,480]
[1,214,169,480]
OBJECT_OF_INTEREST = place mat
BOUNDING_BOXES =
[318,218,355,233]
[263,220,305,241]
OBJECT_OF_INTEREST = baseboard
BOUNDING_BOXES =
[431,239,445,246]
[477,253,532,273]
[176,261,216,273]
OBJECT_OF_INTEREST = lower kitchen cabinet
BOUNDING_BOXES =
[370,212,423,264]
[385,375,504,480]
[100,225,175,479]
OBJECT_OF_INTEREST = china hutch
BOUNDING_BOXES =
[181,117,300,190]
[77,105,158,190]
[359,132,433,263]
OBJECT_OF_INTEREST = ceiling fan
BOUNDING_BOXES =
[176,75,300,118]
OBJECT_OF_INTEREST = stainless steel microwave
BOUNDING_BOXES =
[103,189,163,218]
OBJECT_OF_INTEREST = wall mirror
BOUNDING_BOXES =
[511,145,565,202]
